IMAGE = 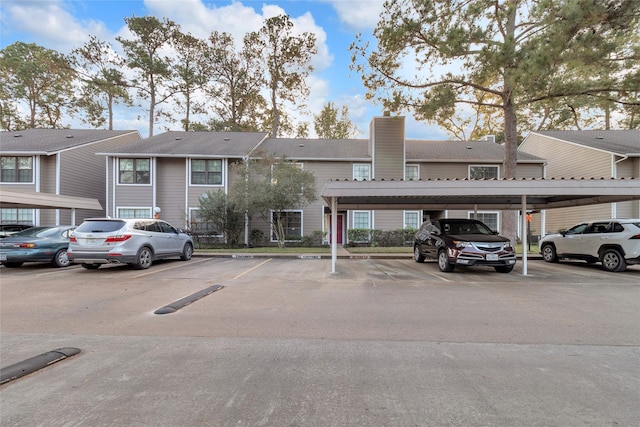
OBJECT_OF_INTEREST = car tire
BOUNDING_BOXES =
[133,247,153,270]
[81,263,100,270]
[600,248,626,272]
[52,249,70,268]
[180,243,193,261]
[494,265,514,273]
[437,249,454,272]
[541,244,559,263]
[2,262,23,268]
[413,245,425,263]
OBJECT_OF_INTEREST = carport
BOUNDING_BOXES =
[322,177,640,275]
[0,189,102,226]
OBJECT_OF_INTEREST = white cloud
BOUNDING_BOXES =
[1,0,110,53]
[323,0,385,31]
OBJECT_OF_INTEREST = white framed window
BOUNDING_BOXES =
[404,211,421,229]
[117,207,152,218]
[469,165,499,180]
[271,210,303,241]
[118,158,151,184]
[190,159,223,186]
[468,211,499,232]
[352,210,371,229]
[0,208,34,224]
[353,164,371,181]
[405,164,419,180]
[1,156,34,183]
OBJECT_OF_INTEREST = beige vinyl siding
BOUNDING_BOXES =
[616,158,640,217]
[371,116,405,180]
[38,156,58,225]
[422,163,471,179]
[521,133,612,178]
[39,155,56,193]
[520,133,633,234]
[114,185,153,213]
[516,163,545,178]
[373,210,404,231]
[616,157,638,178]
[157,158,187,227]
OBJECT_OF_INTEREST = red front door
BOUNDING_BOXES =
[328,214,343,245]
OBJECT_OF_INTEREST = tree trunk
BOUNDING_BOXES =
[271,86,279,137]
[502,99,518,245]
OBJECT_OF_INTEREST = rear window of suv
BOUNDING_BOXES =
[75,220,126,233]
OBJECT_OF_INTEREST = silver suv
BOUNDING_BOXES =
[68,218,194,270]
[539,219,640,272]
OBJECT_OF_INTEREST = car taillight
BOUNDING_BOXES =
[105,235,132,243]
[20,243,36,248]
[630,234,640,240]
[69,236,77,242]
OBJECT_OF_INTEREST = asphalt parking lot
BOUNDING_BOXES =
[1,257,639,426]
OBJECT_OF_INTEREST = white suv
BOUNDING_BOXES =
[539,219,640,272]
[68,218,194,270]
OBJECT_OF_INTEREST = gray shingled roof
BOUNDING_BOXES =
[407,139,544,162]
[97,131,269,158]
[258,138,544,163]
[0,129,139,154]
[532,130,640,156]
[257,138,370,160]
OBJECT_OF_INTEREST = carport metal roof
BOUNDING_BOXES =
[321,177,640,275]
[0,189,103,225]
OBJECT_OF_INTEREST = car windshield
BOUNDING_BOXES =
[75,220,126,233]
[441,221,494,235]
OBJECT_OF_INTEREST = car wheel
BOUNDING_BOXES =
[413,245,425,263]
[81,263,100,270]
[2,262,23,268]
[52,249,70,267]
[494,265,514,273]
[541,244,559,263]
[600,248,626,272]
[180,243,193,261]
[133,247,153,270]
[437,249,454,272]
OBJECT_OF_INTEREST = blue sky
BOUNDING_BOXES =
[0,0,448,139]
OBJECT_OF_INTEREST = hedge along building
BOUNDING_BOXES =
[96,114,546,246]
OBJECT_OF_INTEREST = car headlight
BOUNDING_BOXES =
[454,240,472,248]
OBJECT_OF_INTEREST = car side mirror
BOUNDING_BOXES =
[560,230,567,236]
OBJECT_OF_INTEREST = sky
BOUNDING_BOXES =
[0,0,450,139]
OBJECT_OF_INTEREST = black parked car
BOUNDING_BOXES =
[414,219,516,273]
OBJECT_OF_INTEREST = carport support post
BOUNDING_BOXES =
[331,196,337,274]
[521,195,528,276]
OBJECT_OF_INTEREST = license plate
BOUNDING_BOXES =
[486,253,499,261]
[0,254,6,261]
